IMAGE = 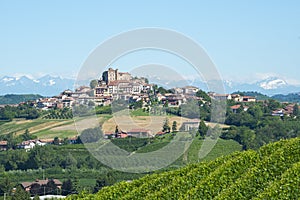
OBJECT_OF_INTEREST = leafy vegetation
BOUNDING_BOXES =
[0,103,39,121]
[67,137,300,199]
[272,93,300,103]
[0,94,43,105]
[42,108,73,119]
[0,118,73,137]
[224,99,300,149]
[95,105,112,115]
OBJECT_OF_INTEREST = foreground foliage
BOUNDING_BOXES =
[67,137,300,199]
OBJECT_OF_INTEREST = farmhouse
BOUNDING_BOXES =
[21,179,62,192]
[209,93,232,101]
[127,128,153,138]
[230,105,249,113]
[0,141,8,151]
[242,96,256,102]
[181,119,200,131]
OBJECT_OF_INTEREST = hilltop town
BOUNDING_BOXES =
[34,68,260,110]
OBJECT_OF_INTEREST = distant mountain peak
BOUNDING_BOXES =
[0,74,75,96]
[257,77,287,90]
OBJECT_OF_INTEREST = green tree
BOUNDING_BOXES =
[33,195,40,200]
[198,120,208,138]
[132,100,143,109]
[62,179,73,195]
[22,129,32,141]
[157,87,168,95]
[163,100,169,108]
[293,104,299,116]
[30,183,42,196]
[12,185,30,200]
[90,79,98,89]
[53,137,60,145]
[196,90,211,102]
[61,153,78,169]
[80,127,102,143]
[236,126,256,150]
[63,137,69,145]
[0,175,14,196]
[6,132,17,149]
[93,179,107,193]
[162,118,170,132]
[267,99,281,111]
[45,179,58,195]
[72,177,79,194]
[248,105,263,119]
[3,109,14,121]
[172,121,177,132]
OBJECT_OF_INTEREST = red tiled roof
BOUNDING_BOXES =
[39,139,54,143]
[243,96,255,99]
[21,179,62,189]
[0,141,8,145]
[119,133,128,138]
[156,131,166,135]
[231,105,241,109]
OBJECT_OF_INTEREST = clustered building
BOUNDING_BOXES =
[34,68,205,110]
[94,68,153,105]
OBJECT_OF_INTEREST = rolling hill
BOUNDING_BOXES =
[67,137,300,199]
[0,94,43,105]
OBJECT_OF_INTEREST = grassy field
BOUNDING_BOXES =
[136,133,175,153]
[34,130,77,139]
[130,108,150,116]
[111,132,242,166]
[102,115,191,134]
[0,115,111,139]
[0,119,73,136]
[0,113,228,140]
[103,108,229,135]
[0,120,9,126]
[169,137,242,167]
[187,138,242,163]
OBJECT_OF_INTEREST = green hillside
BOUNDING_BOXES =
[67,137,300,200]
[0,94,43,105]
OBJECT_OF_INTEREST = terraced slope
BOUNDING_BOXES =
[67,137,300,200]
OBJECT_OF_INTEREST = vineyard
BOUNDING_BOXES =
[67,137,300,199]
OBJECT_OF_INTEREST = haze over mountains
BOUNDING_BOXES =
[147,75,300,96]
[0,74,300,96]
[0,75,75,96]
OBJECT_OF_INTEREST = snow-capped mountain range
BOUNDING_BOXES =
[0,75,75,96]
[143,75,300,96]
[0,75,299,96]
[257,77,288,90]
[223,77,300,95]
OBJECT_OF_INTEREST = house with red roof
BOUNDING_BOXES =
[230,105,249,113]
[0,141,8,151]
[21,179,62,192]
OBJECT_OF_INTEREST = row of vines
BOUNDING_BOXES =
[67,137,300,199]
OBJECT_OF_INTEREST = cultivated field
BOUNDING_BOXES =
[102,114,229,134]
[0,114,229,139]
[0,119,73,136]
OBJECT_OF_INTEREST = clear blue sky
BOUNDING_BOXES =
[1,1,300,84]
